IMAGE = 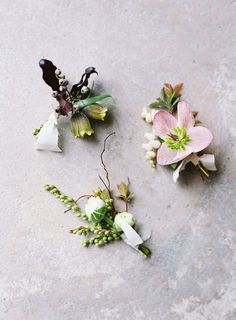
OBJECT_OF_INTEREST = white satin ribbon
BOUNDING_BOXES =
[173,153,216,182]
[118,221,143,249]
[35,111,62,152]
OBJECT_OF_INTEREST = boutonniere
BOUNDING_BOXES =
[44,133,151,257]
[33,59,112,152]
[141,83,216,181]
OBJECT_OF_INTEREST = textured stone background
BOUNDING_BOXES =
[0,1,236,319]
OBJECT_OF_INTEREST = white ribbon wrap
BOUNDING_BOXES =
[119,221,143,249]
[35,112,62,152]
[173,153,217,182]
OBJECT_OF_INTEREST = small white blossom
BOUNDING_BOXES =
[149,139,161,149]
[145,112,152,123]
[141,107,147,119]
[146,150,156,160]
[142,143,152,151]
[144,132,156,140]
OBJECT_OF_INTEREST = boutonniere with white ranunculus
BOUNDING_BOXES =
[44,133,151,257]
[141,83,216,181]
[33,59,112,152]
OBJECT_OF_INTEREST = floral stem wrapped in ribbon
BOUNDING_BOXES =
[33,59,112,152]
[44,133,151,257]
[141,83,216,181]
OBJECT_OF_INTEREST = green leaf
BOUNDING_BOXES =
[149,101,161,109]
[73,94,111,108]
[159,88,165,101]
[91,206,108,223]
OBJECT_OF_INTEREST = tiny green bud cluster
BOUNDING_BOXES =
[43,184,83,218]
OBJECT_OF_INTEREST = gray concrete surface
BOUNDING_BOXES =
[0,1,236,319]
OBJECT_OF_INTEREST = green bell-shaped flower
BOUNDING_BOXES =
[70,112,94,138]
[83,104,108,121]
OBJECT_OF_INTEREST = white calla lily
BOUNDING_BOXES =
[35,111,61,152]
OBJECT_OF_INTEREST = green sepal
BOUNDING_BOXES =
[169,163,178,169]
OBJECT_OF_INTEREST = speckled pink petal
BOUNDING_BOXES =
[153,111,177,139]
[187,126,213,152]
[177,101,195,129]
[156,143,177,165]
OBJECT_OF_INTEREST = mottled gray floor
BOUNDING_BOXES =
[0,1,236,319]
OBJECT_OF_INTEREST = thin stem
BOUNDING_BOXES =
[197,163,209,177]
[100,132,115,191]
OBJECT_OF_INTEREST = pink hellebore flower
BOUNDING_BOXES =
[153,102,213,165]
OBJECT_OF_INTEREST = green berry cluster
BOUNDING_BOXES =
[44,184,89,220]
[70,226,121,247]
[44,184,121,248]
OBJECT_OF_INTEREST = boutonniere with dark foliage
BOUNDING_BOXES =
[33,59,112,152]
[141,83,216,181]
[44,133,151,257]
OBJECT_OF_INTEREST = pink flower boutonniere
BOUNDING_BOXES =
[141,83,216,182]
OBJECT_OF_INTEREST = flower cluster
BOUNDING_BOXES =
[44,182,151,257]
[34,59,112,152]
[141,83,217,181]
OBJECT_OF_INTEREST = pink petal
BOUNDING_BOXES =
[173,146,193,162]
[157,143,177,165]
[187,126,213,152]
[153,111,177,139]
[177,101,195,129]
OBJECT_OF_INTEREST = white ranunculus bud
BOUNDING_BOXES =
[114,212,135,232]
[84,197,105,218]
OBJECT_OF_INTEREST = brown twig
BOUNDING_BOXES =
[99,132,116,217]
[64,194,92,213]
[100,132,115,191]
